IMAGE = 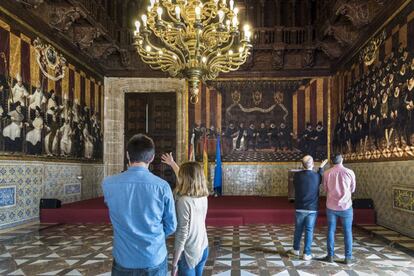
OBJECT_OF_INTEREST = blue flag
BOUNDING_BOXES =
[213,135,222,195]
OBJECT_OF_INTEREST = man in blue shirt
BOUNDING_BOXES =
[102,134,177,275]
[287,155,327,261]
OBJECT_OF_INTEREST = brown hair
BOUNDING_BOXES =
[175,162,209,197]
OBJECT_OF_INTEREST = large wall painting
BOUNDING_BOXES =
[334,43,414,161]
[189,79,330,162]
[332,1,414,161]
[0,18,103,161]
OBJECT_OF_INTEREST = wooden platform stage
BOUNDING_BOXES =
[40,196,376,226]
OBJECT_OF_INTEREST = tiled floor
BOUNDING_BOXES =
[0,223,57,241]
[0,223,413,275]
[359,225,414,256]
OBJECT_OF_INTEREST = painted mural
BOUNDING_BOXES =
[334,45,414,160]
[0,19,103,160]
[189,79,330,162]
[333,3,414,161]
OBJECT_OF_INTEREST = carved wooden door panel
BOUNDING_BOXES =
[124,93,177,187]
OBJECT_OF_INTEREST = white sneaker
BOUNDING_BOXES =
[303,254,313,261]
[287,249,300,256]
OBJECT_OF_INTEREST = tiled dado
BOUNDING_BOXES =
[208,163,302,196]
[0,161,104,229]
[0,162,43,230]
[346,160,414,238]
[43,163,104,202]
[207,163,374,198]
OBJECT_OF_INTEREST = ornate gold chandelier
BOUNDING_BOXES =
[133,0,252,103]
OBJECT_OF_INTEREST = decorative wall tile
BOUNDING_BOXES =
[43,164,82,203]
[81,164,105,199]
[208,163,303,196]
[64,184,81,195]
[0,186,16,207]
[393,187,414,213]
[347,160,414,238]
[0,160,104,229]
[0,162,43,228]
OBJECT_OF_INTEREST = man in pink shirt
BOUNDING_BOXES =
[321,154,356,265]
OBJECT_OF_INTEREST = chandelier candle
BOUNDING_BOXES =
[133,0,252,104]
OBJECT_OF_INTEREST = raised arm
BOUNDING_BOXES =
[161,152,180,177]
[318,159,328,182]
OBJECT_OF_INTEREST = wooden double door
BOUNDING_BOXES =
[125,93,177,187]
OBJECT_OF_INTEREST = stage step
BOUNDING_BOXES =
[40,196,376,226]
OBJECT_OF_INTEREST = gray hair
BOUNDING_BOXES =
[302,155,314,169]
[332,154,343,165]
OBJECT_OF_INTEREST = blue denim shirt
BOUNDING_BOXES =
[102,166,177,269]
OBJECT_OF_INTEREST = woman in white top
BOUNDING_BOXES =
[162,153,209,276]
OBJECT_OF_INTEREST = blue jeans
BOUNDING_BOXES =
[326,207,353,259]
[112,257,167,276]
[178,247,209,276]
[293,211,318,255]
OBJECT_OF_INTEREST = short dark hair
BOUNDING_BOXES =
[332,153,343,164]
[127,134,155,163]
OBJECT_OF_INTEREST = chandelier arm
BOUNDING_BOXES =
[208,54,227,64]
[142,36,184,67]
[210,34,236,57]
[141,37,172,63]
[209,60,233,75]
[201,23,229,45]
[177,3,192,24]
[155,31,187,64]
[142,34,163,52]
[176,29,191,61]
[146,44,184,65]
[199,2,218,26]
[208,50,249,72]
[201,23,216,37]
[147,10,158,32]
[203,34,238,62]
[211,65,231,74]
[161,2,181,25]
[138,48,179,75]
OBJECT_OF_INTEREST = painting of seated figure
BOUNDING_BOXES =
[0,34,103,161]
[190,79,329,162]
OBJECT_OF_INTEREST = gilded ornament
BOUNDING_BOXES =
[133,0,252,103]
[252,90,262,106]
[33,38,67,82]
[359,30,386,66]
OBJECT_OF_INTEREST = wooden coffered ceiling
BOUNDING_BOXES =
[0,0,403,78]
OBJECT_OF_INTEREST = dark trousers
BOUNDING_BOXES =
[112,258,167,276]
